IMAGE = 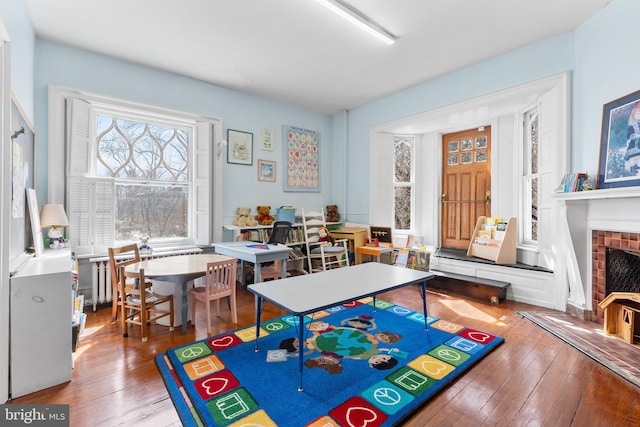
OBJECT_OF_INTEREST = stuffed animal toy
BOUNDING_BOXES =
[255,205,275,226]
[326,205,340,222]
[318,226,335,246]
[139,236,153,254]
[233,207,258,227]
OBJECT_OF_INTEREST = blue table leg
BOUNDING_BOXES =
[254,296,263,352]
[421,280,428,331]
[298,314,304,392]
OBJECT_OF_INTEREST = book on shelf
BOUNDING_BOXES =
[233,224,306,245]
[405,234,423,247]
[395,248,410,268]
[288,246,306,259]
[473,239,501,247]
[485,217,503,226]
[413,250,429,271]
[559,172,588,192]
[477,229,492,239]
[494,222,508,240]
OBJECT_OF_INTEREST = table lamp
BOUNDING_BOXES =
[40,204,69,249]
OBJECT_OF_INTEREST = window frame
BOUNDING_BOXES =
[48,85,223,256]
[392,134,416,235]
[520,105,540,248]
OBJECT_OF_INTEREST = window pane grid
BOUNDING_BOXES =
[394,137,413,183]
[393,136,414,231]
[95,113,192,242]
[97,114,189,182]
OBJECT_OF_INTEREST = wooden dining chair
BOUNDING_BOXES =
[119,267,174,342]
[259,221,292,282]
[191,258,238,336]
[108,244,152,322]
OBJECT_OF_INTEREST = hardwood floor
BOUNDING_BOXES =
[9,284,640,426]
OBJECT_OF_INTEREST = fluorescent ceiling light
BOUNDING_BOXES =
[313,0,396,45]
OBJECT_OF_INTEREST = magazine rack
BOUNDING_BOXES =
[467,216,516,264]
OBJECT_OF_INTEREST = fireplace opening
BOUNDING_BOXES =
[605,247,640,296]
[591,230,640,324]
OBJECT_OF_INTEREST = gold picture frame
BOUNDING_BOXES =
[257,159,276,182]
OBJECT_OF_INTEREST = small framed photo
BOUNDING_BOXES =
[257,159,276,182]
[598,89,640,188]
[227,129,253,165]
[261,128,274,151]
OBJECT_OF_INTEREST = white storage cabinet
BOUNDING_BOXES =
[10,249,73,398]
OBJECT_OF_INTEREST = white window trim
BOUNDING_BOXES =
[48,85,224,255]
[519,105,540,248]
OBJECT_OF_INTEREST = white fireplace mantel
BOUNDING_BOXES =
[551,187,640,202]
[553,187,640,316]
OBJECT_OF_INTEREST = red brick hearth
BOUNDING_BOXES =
[591,230,640,324]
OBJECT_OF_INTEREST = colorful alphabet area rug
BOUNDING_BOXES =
[155,298,504,426]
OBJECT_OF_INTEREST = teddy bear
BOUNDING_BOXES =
[255,205,275,226]
[326,205,340,222]
[318,226,335,246]
[233,207,258,227]
[139,236,153,254]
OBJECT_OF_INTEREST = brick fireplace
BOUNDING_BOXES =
[591,230,640,324]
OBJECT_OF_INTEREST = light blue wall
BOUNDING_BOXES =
[0,0,35,121]
[5,0,640,228]
[340,34,575,223]
[573,0,640,175]
[33,39,336,225]
[339,0,640,223]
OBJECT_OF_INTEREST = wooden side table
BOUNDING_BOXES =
[331,227,368,263]
[356,245,394,264]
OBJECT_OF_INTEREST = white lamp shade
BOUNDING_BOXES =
[40,204,69,228]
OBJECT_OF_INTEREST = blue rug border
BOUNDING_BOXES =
[155,353,202,427]
[157,300,504,426]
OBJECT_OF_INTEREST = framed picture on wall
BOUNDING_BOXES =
[257,159,276,182]
[227,129,253,165]
[598,89,640,188]
[261,128,274,151]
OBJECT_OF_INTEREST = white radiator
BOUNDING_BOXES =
[88,247,203,311]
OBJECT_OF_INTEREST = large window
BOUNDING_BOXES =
[96,114,189,241]
[56,90,221,255]
[393,135,415,231]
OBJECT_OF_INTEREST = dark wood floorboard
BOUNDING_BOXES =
[8,284,640,426]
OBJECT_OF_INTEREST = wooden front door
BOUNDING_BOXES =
[441,127,491,250]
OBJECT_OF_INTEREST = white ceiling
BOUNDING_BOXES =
[25,0,611,115]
